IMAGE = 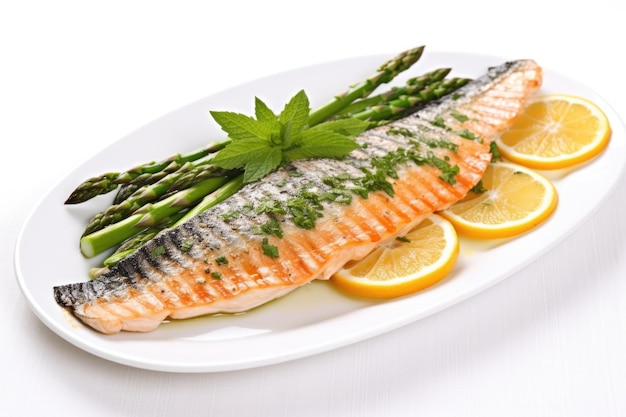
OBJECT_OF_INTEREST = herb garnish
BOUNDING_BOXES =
[261,237,279,258]
[150,245,165,259]
[256,197,286,215]
[431,115,447,129]
[470,180,488,194]
[210,90,369,184]
[451,110,469,123]
[388,126,415,137]
[215,256,229,265]
[456,129,482,142]
[221,210,240,221]
[489,141,502,161]
[261,218,284,238]
[286,191,324,230]
[180,239,194,253]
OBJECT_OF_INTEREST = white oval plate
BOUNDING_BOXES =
[15,51,626,373]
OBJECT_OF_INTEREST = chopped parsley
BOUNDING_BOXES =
[388,126,415,137]
[215,256,229,265]
[256,197,286,215]
[355,166,395,197]
[286,193,324,230]
[451,110,469,123]
[470,180,488,194]
[221,210,240,221]
[150,245,165,260]
[396,236,411,243]
[489,141,502,161]
[431,115,447,129]
[261,218,284,238]
[261,237,279,258]
[179,239,194,253]
[211,272,222,280]
[415,137,458,152]
[456,129,481,142]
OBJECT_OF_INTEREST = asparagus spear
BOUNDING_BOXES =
[65,140,230,204]
[335,67,452,116]
[79,176,229,257]
[90,175,243,271]
[344,77,472,124]
[173,174,245,226]
[100,176,245,268]
[306,46,425,126]
[82,157,236,235]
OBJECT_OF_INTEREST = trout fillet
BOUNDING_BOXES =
[54,59,542,334]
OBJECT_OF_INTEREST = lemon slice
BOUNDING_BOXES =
[440,162,557,239]
[496,94,611,170]
[331,214,459,299]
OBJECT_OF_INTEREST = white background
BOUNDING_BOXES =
[2,1,626,416]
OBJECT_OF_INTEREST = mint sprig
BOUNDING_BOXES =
[210,90,369,183]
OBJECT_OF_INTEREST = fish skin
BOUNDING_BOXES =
[54,59,542,334]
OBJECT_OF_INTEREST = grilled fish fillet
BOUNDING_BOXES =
[54,59,542,334]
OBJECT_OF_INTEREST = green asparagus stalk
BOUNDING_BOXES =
[82,156,236,235]
[90,176,245,271]
[111,160,186,204]
[306,46,425,126]
[80,176,229,257]
[335,67,452,116]
[343,77,472,124]
[65,140,230,204]
[173,174,245,226]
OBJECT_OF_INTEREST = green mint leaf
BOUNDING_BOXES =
[255,97,277,123]
[279,119,297,148]
[211,137,270,170]
[284,130,360,160]
[241,146,282,183]
[279,90,310,134]
[209,90,369,185]
[210,111,273,142]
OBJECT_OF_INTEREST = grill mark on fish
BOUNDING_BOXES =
[54,59,543,333]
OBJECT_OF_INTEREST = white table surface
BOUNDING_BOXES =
[3,1,626,415]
